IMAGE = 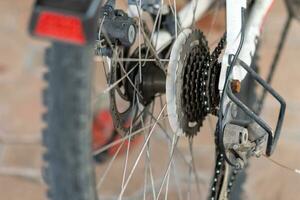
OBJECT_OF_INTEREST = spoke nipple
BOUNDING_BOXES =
[231,79,241,93]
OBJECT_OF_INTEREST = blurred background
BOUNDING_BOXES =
[0,0,300,199]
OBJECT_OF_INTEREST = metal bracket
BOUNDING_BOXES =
[226,59,286,156]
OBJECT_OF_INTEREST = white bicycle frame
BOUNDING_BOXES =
[151,0,274,90]
[219,0,274,90]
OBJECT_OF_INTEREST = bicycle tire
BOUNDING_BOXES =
[42,43,97,200]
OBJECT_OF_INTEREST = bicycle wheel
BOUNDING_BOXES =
[41,1,262,200]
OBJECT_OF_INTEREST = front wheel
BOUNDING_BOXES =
[42,43,97,200]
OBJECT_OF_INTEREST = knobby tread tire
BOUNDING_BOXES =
[42,43,97,200]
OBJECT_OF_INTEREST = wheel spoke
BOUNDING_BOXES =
[93,115,167,156]
[191,0,199,28]
[118,104,167,199]
[168,0,182,32]
[121,94,137,190]
[100,33,144,98]
[144,107,191,168]
[92,0,226,198]
[189,137,202,197]
[143,101,157,200]
[156,134,179,200]
[97,140,126,190]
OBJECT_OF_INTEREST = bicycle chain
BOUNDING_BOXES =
[208,34,243,200]
[210,151,225,200]
[209,33,226,115]
[209,150,240,200]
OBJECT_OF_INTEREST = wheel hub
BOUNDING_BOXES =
[124,47,166,105]
[109,46,166,134]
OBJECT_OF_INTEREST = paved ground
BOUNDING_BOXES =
[0,1,300,200]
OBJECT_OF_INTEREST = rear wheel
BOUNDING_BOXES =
[41,1,260,200]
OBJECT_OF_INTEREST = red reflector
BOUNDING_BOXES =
[34,11,86,45]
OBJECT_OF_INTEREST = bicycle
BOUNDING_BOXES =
[28,0,300,199]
